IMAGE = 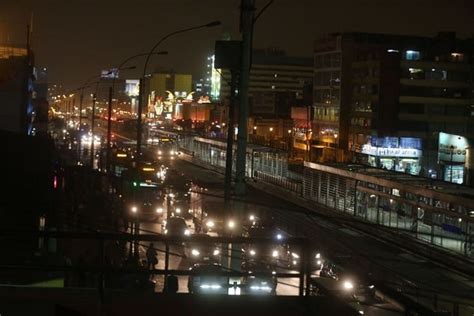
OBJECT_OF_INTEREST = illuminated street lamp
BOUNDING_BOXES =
[106,52,167,173]
[135,21,221,168]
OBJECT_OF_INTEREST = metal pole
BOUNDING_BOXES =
[136,78,144,168]
[106,86,113,173]
[224,71,238,201]
[235,0,255,196]
[79,88,84,128]
[90,93,96,169]
[450,147,454,183]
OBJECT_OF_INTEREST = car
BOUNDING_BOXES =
[184,233,221,264]
[163,216,190,237]
[242,263,277,295]
[187,262,229,294]
[242,223,291,269]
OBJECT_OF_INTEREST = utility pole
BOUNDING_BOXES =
[136,79,144,168]
[90,93,97,168]
[106,86,113,173]
[234,0,255,196]
[224,71,238,201]
[78,89,84,128]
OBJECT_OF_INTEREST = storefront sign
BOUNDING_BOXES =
[438,132,469,163]
[361,144,421,158]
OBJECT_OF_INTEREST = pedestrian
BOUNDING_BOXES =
[146,243,158,271]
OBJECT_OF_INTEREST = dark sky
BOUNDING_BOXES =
[1,0,473,89]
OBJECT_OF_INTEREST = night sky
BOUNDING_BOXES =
[1,0,473,89]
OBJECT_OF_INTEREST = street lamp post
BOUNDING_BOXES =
[135,21,221,169]
[90,93,97,168]
[105,53,167,174]
[450,145,455,183]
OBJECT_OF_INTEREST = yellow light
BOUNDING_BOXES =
[116,153,127,158]
[269,127,273,132]
[142,167,155,172]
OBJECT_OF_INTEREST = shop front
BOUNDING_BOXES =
[362,137,422,175]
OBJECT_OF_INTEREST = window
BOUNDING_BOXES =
[405,50,421,61]
[425,69,447,81]
[450,53,464,62]
[407,68,424,80]
[399,103,424,114]
[315,55,322,68]
[332,53,341,67]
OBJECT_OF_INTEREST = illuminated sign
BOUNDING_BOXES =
[210,55,221,101]
[125,79,140,97]
[438,132,470,163]
[101,68,119,79]
[361,144,421,158]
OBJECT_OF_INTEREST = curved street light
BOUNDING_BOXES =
[135,21,221,167]
[105,51,168,173]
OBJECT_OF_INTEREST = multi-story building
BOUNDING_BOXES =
[313,32,474,182]
[0,45,34,134]
[143,72,192,119]
[219,48,312,145]
[220,48,312,116]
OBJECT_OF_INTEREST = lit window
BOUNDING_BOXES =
[450,53,464,62]
[405,50,420,60]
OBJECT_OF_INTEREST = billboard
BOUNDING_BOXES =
[438,132,469,163]
[101,68,119,79]
[125,79,140,97]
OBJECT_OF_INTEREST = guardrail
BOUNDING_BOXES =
[0,231,312,297]
[254,170,302,195]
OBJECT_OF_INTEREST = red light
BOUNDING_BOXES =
[53,176,58,189]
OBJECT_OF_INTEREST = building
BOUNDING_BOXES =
[220,48,313,116]
[312,32,474,182]
[218,48,312,147]
[144,72,192,119]
[0,45,34,134]
[193,54,215,99]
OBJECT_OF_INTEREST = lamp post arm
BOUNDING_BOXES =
[142,24,215,77]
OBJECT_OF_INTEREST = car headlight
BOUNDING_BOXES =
[200,284,221,290]
[250,285,272,292]
[272,250,279,258]
[250,250,256,256]
[213,249,220,256]
[206,220,215,228]
[191,249,200,256]
[343,280,354,291]
[184,229,191,236]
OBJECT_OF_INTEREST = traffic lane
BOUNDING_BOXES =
[137,220,192,293]
[173,158,474,304]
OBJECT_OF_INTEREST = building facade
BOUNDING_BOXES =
[313,32,474,182]
[220,48,313,116]
[0,45,34,135]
